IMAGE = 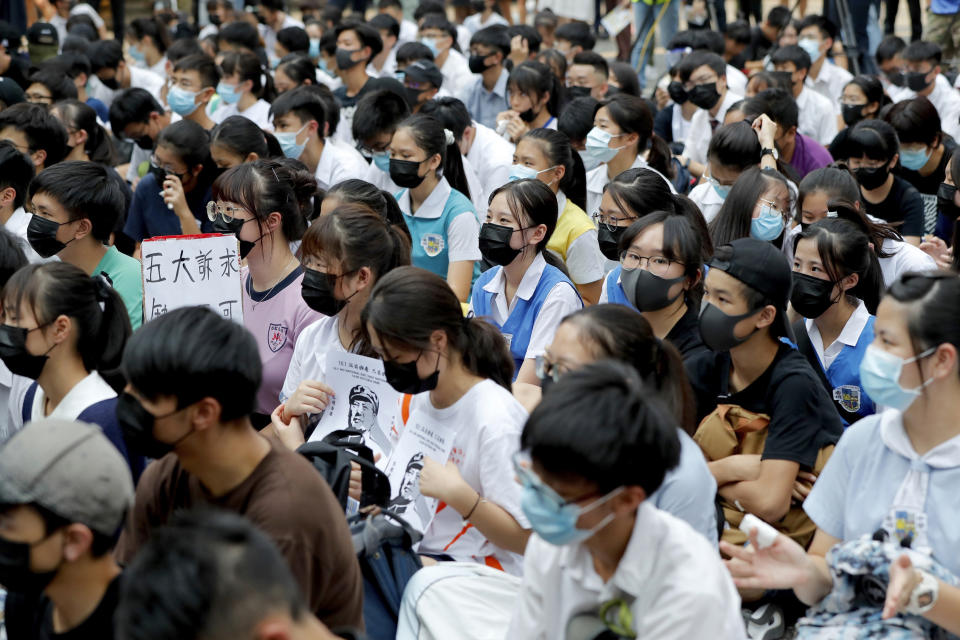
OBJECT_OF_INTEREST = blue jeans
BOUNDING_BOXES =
[630,0,680,89]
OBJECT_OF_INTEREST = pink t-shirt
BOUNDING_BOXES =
[242,267,323,415]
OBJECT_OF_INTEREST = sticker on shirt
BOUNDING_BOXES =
[832,385,862,413]
[420,233,445,257]
[882,506,929,552]
[502,333,512,349]
[267,322,289,353]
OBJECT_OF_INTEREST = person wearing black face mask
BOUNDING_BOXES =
[676,51,741,179]
[497,60,556,144]
[472,180,582,384]
[789,218,884,426]
[363,266,532,571]
[687,238,843,550]
[0,418,134,640]
[900,41,960,143]
[461,26,511,130]
[401,60,442,112]
[567,51,611,102]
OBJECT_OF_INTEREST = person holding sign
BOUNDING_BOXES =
[469,179,582,385]
[276,204,410,441]
[363,266,530,574]
[1,262,143,479]
[210,159,321,419]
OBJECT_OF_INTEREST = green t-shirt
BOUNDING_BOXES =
[95,245,143,330]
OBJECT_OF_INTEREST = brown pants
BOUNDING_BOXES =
[925,9,960,69]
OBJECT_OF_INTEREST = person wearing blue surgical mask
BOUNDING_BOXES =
[708,166,793,248]
[508,361,744,639]
[688,121,762,225]
[211,50,274,131]
[167,54,219,130]
[583,94,676,217]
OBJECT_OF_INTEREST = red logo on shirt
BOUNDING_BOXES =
[267,323,288,353]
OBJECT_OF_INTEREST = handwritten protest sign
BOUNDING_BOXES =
[141,234,244,323]
[306,352,401,460]
[383,412,457,535]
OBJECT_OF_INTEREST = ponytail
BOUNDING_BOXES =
[324,179,412,241]
[646,133,674,180]
[442,136,471,202]
[396,114,471,200]
[460,316,514,389]
[523,128,587,211]
[90,274,131,392]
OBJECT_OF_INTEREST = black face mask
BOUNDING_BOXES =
[404,87,425,109]
[148,162,168,186]
[905,70,931,92]
[885,70,906,87]
[0,324,51,380]
[208,14,222,26]
[566,86,592,99]
[478,223,524,266]
[335,47,363,70]
[383,351,439,394]
[698,302,760,352]
[100,75,119,90]
[212,217,257,259]
[301,267,355,315]
[518,107,537,123]
[597,225,626,261]
[667,80,688,104]
[620,267,685,311]
[389,158,426,189]
[116,392,191,460]
[27,214,73,259]
[468,54,493,74]
[134,135,154,151]
[790,272,837,319]
[841,103,866,127]
[937,182,958,214]
[688,82,720,110]
[0,533,60,594]
[854,165,890,190]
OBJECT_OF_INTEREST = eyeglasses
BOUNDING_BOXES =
[150,156,189,181]
[703,173,734,189]
[206,201,251,223]
[534,354,565,383]
[512,452,602,508]
[620,251,682,275]
[25,93,53,104]
[592,211,637,232]
[759,198,788,219]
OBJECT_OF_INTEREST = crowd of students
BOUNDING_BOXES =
[0,0,959,638]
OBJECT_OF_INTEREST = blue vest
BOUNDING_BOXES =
[396,187,478,280]
[604,266,634,308]
[471,263,579,379]
[820,315,877,425]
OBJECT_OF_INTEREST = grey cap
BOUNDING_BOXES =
[0,419,135,537]
[404,60,443,89]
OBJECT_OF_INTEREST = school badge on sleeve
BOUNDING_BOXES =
[832,385,862,413]
[267,323,288,353]
[420,233,445,257]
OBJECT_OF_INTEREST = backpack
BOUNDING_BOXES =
[350,510,423,640]
[297,430,392,511]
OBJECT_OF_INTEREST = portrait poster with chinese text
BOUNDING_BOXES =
[140,234,244,323]
[383,411,457,535]
[306,352,401,460]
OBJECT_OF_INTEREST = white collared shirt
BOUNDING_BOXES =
[27,371,116,423]
[507,502,746,640]
[367,47,398,79]
[925,77,960,141]
[671,106,692,148]
[397,177,481,262]
[684,90,743,167]
[211,98,273,131]
[806,300,871,370]
[440,49,472,97]
[585,155,675,217]
[797,87,839,146]
[466,121,513,200]
[399,19,418,45]
[5,207,47,264]
[806,60,853,103]
[280,314,344,404]
[461,153,487,219]
[148,56,168,80]
[726,65,748,97]
[363,161,400,193]
[315,138,369,190]
[475,253,581,360]
[688,181,725,223]
[555,191,607,285]
[259,14,304,59]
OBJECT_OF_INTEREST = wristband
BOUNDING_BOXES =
[462,493,485,522]
[905,570,939,616]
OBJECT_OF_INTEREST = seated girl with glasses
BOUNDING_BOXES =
[708,166,794,249]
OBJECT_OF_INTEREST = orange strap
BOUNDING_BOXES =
[484,555,504,571]
[401,394,412,424]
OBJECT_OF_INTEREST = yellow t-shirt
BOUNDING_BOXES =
[547,197,596,266]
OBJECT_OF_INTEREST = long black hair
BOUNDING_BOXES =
[395,113,471,201]
[52,99,116,165]
[597,94,673,180]
[522,128,587,211]
[620,210,706,306]
[210,115,282,164]
[325,179,410,238]
[709,166,792,247]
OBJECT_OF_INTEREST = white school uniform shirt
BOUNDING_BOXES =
[315,139,370,190]
[396,177,482,263]
[0,362,12,442]
[279,314,344,404]
[688,181,725,223]
[461,153,487,218]
[672,106,693,147]
[399,19,418,45]
[211,98,273,131]
[259,14,304,60]
[684,90,742,167]
[456,25,472,53]
[148,56,168,79]
[918,76,960,142]
[50,14,68,47]
[806,300,871,370]
[367,47,398,79]
[463,11,510,34]
[363,161,401,193]
[404,378,529,574]
[586,155,675,217]
[25,372,116,423]
[506,502,746,640]
[806,60,853,103]
[796,86,839,146]
[877,237,937,286]
[6,207,49,264]
[86,66,164,109]
[316,68,344,91]
[466,121,514,199]
[472,253,582,361]
[725,65,748,97]
[440,49,473,98]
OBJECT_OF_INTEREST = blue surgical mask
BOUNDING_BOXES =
[309,38,321,59]
[797,38,822,63]
[419,37,439,57]
[900,147,932,171]
[167,85,200,116]
[318,58,331,75]
[217,81,242,104]
[713,183,731,199]
[579,148,602,172]
[750,204,785,241]
[508,163,558,182]
[583,127,622,165]
[859,344,936,411]
[275,122,309,159]
[128,44,146,64]
[372,150,391,172]
[519,478,623,546]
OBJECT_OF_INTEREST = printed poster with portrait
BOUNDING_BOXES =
[305,352,400,460]
[383,413,457,535]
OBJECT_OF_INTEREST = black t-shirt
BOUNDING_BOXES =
[5,574,122,640]
[742,28,773,64]
[654,103,675,143]
[666,302,709,361]
[333,76,405,109]
[686,343,843,469]
[896,137,958,195]
[2,56,30,90]
[862,175,925,237]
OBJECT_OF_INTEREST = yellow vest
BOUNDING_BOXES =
[546,197,596,266]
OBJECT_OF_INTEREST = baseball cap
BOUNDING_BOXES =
[0,419,135,537]
[707,237,795,341]
[0,21,23,53]
[403,60,443,89]
[27,22,59,63]
[0,77,25,109]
